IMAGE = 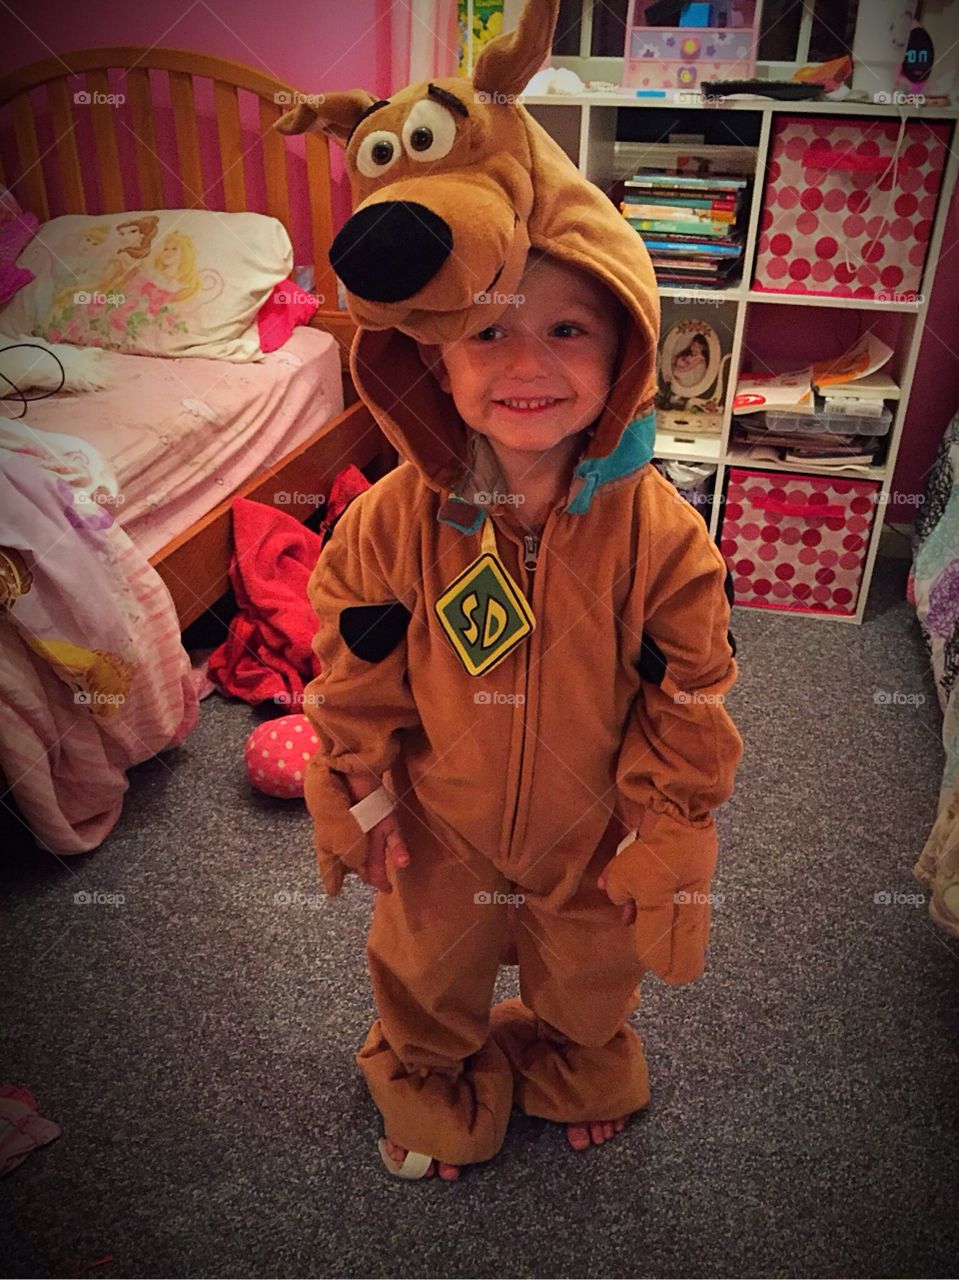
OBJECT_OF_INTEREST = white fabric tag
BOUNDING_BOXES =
[615,829,638,857]
[349,784,395,833]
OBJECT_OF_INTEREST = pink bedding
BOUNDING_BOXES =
[17,325,343,559]
[0,431,198,854]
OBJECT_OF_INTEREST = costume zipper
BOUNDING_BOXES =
[504,528,542,856]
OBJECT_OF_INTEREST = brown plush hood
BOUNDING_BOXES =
[276,0,660,495]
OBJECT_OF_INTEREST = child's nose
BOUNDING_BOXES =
[502,335,550,379]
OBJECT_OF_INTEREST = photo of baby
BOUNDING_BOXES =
[671,333,710,390]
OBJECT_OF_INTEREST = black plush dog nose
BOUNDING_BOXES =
[330,200,453,303]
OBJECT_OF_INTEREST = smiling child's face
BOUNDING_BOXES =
[418,253,624,457]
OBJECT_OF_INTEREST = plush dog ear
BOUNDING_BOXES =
[274,89,379,148]
[473,0,561,99]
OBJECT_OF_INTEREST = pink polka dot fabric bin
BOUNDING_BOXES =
[245,714,320,798]
[720,469,879,616]
[753,115,949,301]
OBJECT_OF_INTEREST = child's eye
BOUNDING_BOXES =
[473,326,502,342]
[553,323,584,337]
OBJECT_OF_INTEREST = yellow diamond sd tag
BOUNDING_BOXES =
[434,517,535,677]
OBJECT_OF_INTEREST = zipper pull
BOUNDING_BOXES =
[523,534,540,573]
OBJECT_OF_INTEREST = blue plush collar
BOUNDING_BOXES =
[436,410,655,531]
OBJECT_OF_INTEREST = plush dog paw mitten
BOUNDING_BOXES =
[604,804,718,985]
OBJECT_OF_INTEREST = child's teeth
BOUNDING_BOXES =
[502,398,555,407]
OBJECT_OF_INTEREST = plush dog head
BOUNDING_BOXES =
[277,0,557,345]
[276,0,660,478]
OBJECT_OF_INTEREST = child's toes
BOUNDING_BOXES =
[437,1162,460,1180]
[566,1123,592,1150]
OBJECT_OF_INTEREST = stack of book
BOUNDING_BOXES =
[620,173,748,289]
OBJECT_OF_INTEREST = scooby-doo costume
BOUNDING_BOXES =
[277,0,743,1172]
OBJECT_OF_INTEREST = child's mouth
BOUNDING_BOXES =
[494,397,566,415]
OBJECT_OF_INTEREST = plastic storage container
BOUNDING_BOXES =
[757,405,893,436]
[623,1,762,92]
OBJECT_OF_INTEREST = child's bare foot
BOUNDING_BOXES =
[566,1117,627,1150]
[383,1137,460,1180]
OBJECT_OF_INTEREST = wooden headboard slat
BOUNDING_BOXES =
[126,68,163,208]
[306,133,336,311]
[169,70,206,209]
[213,81,246,212]
[86,69,124,212]
[0,48,340,315]
[258,97,291,236]
[46,79,86,213]
[11,93,49,222]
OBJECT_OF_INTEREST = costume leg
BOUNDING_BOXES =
[490,824,651,1124]
[357,780,515,1166]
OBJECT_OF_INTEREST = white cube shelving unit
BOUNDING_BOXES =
[521,92,959,624]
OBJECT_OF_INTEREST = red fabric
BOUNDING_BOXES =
[208,466,373,704]
[256,278,320,353]
[209,498,323,704]
[317,464,372,545]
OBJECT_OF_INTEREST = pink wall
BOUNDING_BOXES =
[0,0,396,229]
[0,0,392,93]
[890,190,959,518]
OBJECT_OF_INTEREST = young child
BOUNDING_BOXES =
[300,247,744,1181]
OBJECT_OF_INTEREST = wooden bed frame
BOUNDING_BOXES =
[0,48,397,629]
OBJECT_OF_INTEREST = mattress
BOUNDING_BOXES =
[16,325,344,559]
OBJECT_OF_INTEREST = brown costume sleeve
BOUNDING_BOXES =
[606,490,744,984]
[300,495,421,895]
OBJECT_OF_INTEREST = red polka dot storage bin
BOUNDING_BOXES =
[753,115,950,300]
[720,469,880,616]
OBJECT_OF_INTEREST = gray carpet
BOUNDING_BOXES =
[2,543,958,1279]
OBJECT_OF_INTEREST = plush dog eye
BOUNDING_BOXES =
[402,99,456,163]
[356,130,402,178]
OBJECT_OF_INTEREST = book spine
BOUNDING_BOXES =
[625,205,736,223]
[623,194,738,211]
[624,201,737,219]
[625,217,727,236]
